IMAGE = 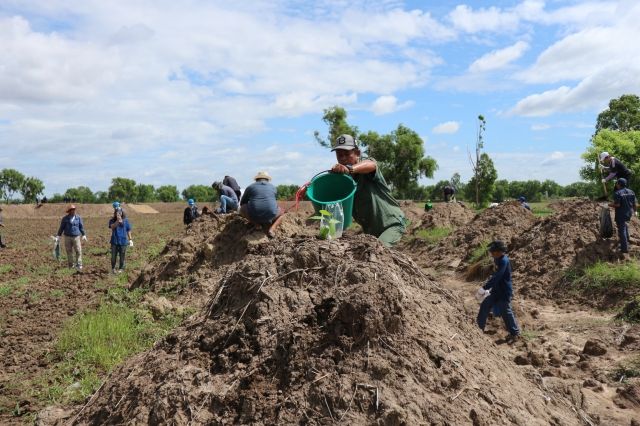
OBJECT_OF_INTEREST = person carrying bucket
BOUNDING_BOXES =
[240,171,284,239]
[330,134,406,247]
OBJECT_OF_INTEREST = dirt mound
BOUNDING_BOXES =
[410,202,476,232]
[509,199,640,301]
[74,234,580,425]
[126,204,159,214]
[412,201,537,269]
[1,203,115,219]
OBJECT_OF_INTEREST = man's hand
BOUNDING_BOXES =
[82,235,87,242]
[331,164,350,174]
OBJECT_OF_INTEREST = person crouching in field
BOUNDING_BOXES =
[109,207,133,274]
[183,198,199,225]
[240,171,284,239]
[476,240,520,344]
[330,134,406,247]
[56,205,87,270]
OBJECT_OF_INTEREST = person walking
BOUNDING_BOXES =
[183,199,200,225]
[330,134,406,247]
[212,181,239,214]
[109,207,133,273]
[240,171,284,238]
[609,178,636,254]
[600,152,632,185]
[476,240,520,343]
[223,175,242,200]
[0,206,6,248]
[55,205,87,270]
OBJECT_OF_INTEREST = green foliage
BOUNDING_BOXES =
[276,184,299,200]
[0,168,26,202]
[314,106,359,148]
[613,356,640,381]
[468,241,490,264]
[596,94,640,133]
[94,191,109,204]
[0,264,13,274]
[310,209,341,240]
[465,153,497,207]
[415,227,451,245]
[581,129,640,195]
[617,295,640,323]
[156,185,180,202]
[135,184,156,202]
[530,203,553,217]
[562,181,600,198]
[21,177,45,203]
[181,185,215,203]
[108,177,137,202]
[64,186,96,203]
[569,261,640,291]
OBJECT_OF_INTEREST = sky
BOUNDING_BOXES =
[1,0,639,196]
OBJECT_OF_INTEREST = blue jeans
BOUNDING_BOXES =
[220,195,238,213]
[616,219,630,252]
[477,293,520,336]
[111,244,127,270]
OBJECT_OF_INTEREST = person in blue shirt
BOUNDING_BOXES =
[518,196,531,211]
[240,171,283,238]
[213,181,239,214]
[609,178,636,254]
[476,240,520,343]
[108,208,133,273]
[56,205,87,270]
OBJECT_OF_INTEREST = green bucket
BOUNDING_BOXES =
[307,172,357,228]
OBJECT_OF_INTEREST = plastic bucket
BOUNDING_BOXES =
[307,172,357,228]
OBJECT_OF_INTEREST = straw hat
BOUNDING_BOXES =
[66,204,77,212]
[254,171,272,181]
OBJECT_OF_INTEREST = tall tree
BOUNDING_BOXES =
[596,94,640,133]
[314,106,359,148]
[135,184,156,202]
[181,185,215,203]
[108,177,137,202]
[276,184,299,200]
[21,177,45,203]
[464,153,497,207]
[0,169,26,203]
[156,185,180,202]
[64,186,95,203]
[468,115,487,207]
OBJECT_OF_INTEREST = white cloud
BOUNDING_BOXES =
[531,124,551,131]
[469,41,529,73]
[541,151,566,166]
[432,121,460,134]
[371,95,414,115]
[448,4,521,33]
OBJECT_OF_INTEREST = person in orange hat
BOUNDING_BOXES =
[55,205,87,270]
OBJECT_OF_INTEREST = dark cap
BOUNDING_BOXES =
[331,134,358,151]
[617,177,628,187]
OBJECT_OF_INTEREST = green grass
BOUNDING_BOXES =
[530,202,554,217]
[415,227,452,245]
[614,356,640,382]
[0,285,13,297]
[569,261,640,291]
[0,264,13,274]
[468,241,491,264]
[55,268,76,277]
[49,289,66,299]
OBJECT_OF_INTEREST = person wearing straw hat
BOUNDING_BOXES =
[240,171,283,238]
[330,134,406,247]
[55,204,87,270]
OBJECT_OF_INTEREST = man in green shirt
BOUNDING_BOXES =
[330,134,406,247]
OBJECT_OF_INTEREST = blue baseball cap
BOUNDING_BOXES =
[112,201,120,208]
[188,198,195,205]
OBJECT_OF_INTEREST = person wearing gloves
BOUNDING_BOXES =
[212,181,239,214]
[240,171,284,238]
[476,240,520,343]
[183,198,200,225]
[109,207,133,273]
[330,134,407,247]
[112,200,127,218]
[600,152,632,185]
[518,196,531,211]
[609,177,636,254]
[56,205,87,270]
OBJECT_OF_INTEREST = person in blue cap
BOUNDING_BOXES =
[476,240,520,344]
[518,196,531,211]
[609,177,636,254]
[112,201,127,218]
[183,198,200,225]
[109,206,133,273]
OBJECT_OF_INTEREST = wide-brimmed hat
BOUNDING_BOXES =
[254,171,272,181]
[66,204,77,212]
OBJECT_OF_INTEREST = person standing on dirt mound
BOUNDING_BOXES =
[183,199,200,225]
[109,207,133,274]
[0,206,6,248]
[600,152,632,185]
[476,240,520,343]
[55,205,87,270]
[330,134,406,247]
[609,178,636,254]
[443,184,456,203]
[212,181,239,214]
[240,171,284,239]
[518,196,531,211]
[223,175,242,200]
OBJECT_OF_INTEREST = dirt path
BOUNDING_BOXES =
[436,269,640,425]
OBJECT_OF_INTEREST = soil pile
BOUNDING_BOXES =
[73,234,580,425]
[412,201,537,269]
[407,202,476,233]
[509,199,640,300]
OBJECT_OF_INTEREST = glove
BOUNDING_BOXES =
[54,236,59,242]
[475,287,489,302]
[82,235,87,242]
[601,178,607,183]
[129,240,134,247]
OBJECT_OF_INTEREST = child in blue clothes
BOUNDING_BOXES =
[477,240,520,343]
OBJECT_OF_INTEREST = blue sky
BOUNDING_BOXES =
[1,0,638,196]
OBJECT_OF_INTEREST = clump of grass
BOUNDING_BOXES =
[613,356,640,382]
[616,295,640,323]
[415,227,452,245]
[531,206,554,217]
[0,285,13,297]
[571,261,640,291]
[49,289,66,299]
[468,241,490,264]
[0,264,13,274]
